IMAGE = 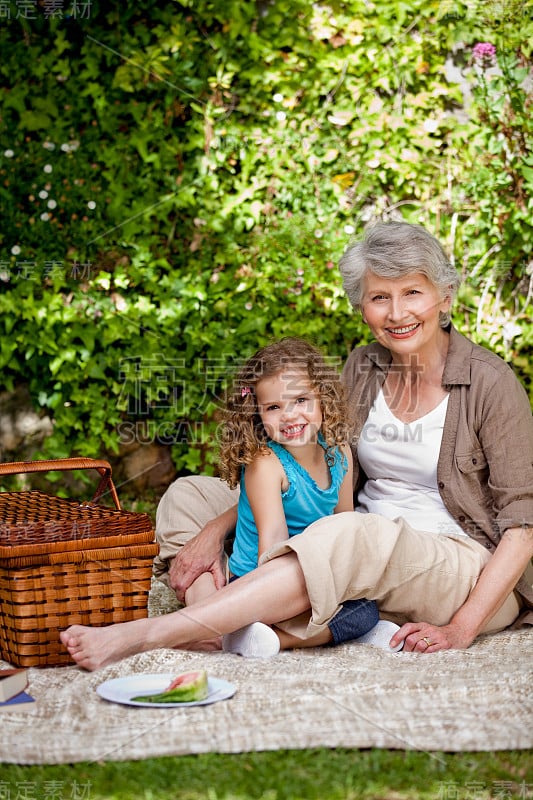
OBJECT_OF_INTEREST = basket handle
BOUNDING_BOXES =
[0,458,121,510]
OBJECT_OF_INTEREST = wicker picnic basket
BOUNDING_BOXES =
[0,458,159,667]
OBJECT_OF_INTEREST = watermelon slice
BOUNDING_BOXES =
[132,670,208,703]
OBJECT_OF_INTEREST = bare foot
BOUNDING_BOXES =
[60,619,152,671]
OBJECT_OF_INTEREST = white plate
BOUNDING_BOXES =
[96,673,236,708]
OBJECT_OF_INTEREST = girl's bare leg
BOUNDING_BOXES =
[184,571,217,604]
[276,627,332,649]
[184,571,222,651]
[60,553,310,670]
[186,574,329,653]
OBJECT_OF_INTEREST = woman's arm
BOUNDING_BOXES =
[245,453,289,561]
[334,445,355,513]
[393,527,533,651]
[447,526,532,645]
[393,351,533,652]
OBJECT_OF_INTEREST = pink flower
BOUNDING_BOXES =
[472,42,496,66]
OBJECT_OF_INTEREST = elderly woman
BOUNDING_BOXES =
[61,222,533,669]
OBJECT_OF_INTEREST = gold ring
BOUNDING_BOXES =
[422,637,433,646]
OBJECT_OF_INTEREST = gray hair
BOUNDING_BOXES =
[339,222,461,327]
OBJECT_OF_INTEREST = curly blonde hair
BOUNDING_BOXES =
[218,338,352,489]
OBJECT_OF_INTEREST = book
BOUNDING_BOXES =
[0,691,35,712]
[0,668,28,702]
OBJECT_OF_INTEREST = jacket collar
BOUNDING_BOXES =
[442,326,474,386]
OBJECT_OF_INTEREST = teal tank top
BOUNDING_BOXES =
[229,436,348,577]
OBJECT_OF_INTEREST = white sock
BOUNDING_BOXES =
[222,622,280,658]
[353,619,404,652]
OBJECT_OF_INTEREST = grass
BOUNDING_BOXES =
[0,749,532,799]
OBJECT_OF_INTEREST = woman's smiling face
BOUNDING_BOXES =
[360,271,451,356]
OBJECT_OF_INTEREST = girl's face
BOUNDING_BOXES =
[255,369,323,448]
[360,271,451,356]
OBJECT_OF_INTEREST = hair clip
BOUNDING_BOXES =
[241,386,252,398]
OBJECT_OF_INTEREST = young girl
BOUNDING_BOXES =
[214,337,401,657]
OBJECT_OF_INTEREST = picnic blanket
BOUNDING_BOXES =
[0,579,531,764]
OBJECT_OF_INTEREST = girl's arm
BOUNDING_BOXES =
[245,452,289,561]
[334,445,355,513]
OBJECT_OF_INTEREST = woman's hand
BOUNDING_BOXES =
[168,506,237,602]
[390,620,475,652]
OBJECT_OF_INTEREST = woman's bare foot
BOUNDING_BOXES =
[60,618,153,671]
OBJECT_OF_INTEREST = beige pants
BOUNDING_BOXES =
[262,511,520,638]
[154,476,520,637]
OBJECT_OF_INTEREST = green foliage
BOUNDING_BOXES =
[0,0,531,472]
[449,14,533,395]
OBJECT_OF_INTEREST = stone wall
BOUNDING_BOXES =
[0,385,177,497]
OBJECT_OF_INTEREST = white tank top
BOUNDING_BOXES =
[357,389,467,538]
